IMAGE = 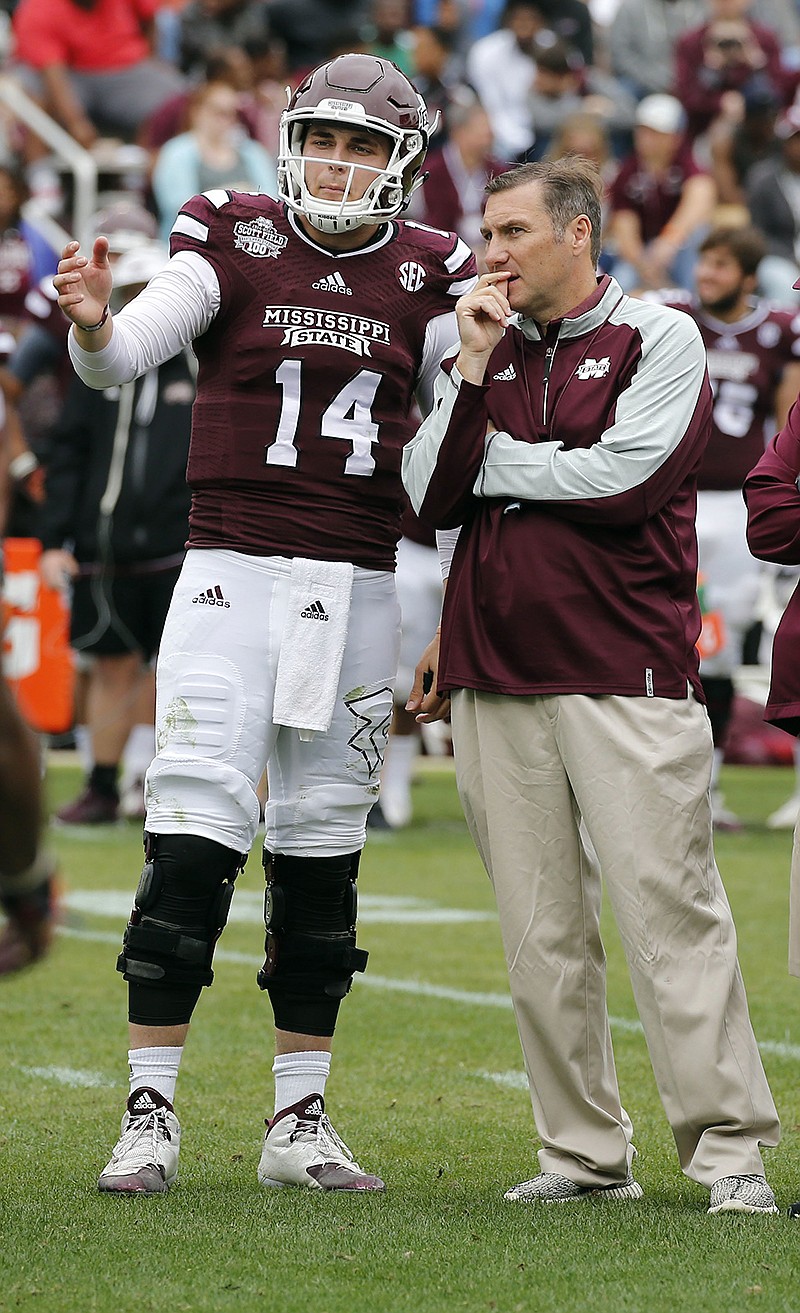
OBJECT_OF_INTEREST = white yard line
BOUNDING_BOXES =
[55,922,800,1063]
[16,1065,119,1088]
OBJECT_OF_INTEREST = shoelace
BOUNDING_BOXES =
[113,1110,171,1166]
[290,1114,355,1165]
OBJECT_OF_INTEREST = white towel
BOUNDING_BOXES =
[273,557,355,736]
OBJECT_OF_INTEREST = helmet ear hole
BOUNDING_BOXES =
[277,53,431,235]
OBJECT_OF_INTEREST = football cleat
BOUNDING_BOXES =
[257,1094,385,1191]
[766,792,800,831]
[98,1087,181,1194]
[504,1170,643,1203]
[707,1174,778,1214]
[55,786,119,825]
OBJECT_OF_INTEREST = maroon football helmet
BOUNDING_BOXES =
[278,53,432,234]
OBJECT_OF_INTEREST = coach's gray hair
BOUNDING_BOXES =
[486,157,604,266]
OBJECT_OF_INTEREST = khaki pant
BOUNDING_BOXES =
[451,688,779,1187]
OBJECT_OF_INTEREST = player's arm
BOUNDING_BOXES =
[744,401,800,563]
[58,249,219,390]
[403,274,510,525]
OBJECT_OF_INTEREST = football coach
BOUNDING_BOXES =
[402,156,781,1214]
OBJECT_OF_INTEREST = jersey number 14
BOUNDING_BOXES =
[265,359,381,476]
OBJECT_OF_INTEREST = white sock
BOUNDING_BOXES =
[711,746,724,792]
[74,724,93,774]
[121,723,155,790]
[273,1050,331,1118]
[380,733,419,827]
[128,1046,183,1105]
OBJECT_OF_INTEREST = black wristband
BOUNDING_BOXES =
[79,304,110,333]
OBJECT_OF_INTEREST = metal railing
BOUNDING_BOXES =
[0,73,97,245]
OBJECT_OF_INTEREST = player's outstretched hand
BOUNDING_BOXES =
[406,630,450,724]
[53,237,113,329]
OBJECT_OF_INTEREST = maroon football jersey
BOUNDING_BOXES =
[170,191,476,570]
[0,228,36,360]
[664,292,800,490]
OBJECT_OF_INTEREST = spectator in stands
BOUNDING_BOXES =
[547,111,616,184]
[605,94,717,293]
[177,0,272,80]
[10,0,187,149]
[747,104,800,304]
[609,0,705,103]
[142,48,262,154]
[151,78,276,239]
[40,242,194,826]
[412,93,504,255]
[526,39,637,162]
[410,24,465,146]
[708,76,781,208]
[465,0,543,161]
[673,0,787,143]
[266,0,373,74]
[366,0,415,76]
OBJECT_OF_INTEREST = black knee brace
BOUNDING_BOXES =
[119,832,246,1026]
[256,850,368,1037]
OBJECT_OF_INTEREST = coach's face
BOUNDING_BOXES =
[481,180,594,324]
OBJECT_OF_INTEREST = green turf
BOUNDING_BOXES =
[2,760,800,1313]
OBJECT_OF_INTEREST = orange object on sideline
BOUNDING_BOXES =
[2,537,75,734]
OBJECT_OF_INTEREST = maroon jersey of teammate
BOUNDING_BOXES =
[663,289,800,489]
[170,190,476,572]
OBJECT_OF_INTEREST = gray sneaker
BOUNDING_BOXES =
[98,1088,181,1194]
[504,1170,643,1203]
[708,1175,778,1214]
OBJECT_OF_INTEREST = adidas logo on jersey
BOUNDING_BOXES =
[492,364,517,381]
[300,600,329,622]
[192,585,231,608]
[312,271,353,296]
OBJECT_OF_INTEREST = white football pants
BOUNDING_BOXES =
[696,489,762,678]
[145,549,401,856]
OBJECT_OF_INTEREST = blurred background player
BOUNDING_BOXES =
[0,390,58,975]
[650,225,800,827]
[39,240,193,826]
[371,503,449,830]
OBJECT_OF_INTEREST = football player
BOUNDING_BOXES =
[54,53,476,1194]
[650,226,800,828]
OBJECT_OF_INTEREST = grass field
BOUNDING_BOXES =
[3,758,800,1313]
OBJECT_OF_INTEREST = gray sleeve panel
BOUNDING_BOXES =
[476,303,707,505]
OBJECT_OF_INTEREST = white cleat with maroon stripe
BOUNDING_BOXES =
[98,1088,181,1194]
[257,1095,385,1191]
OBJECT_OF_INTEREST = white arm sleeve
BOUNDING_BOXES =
[415,309,462,416]
[436,527,460,579]
[68,251,221,389]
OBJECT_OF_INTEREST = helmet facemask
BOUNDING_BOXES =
[277,55,431,234]
[279,106,426,234]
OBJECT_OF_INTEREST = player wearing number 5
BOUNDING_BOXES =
[54,53,476,1195]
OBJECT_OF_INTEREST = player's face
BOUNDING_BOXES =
[695,247,751,316]
[301,123,392,206]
